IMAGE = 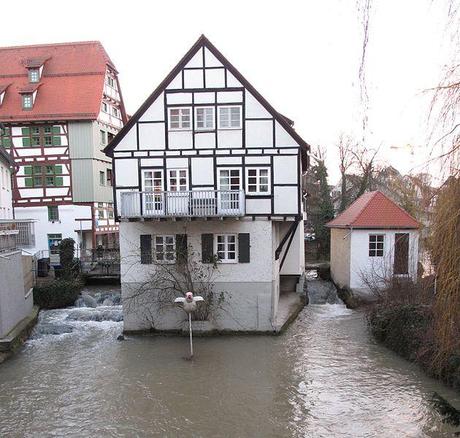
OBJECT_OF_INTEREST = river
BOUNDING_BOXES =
[0,282,459,437]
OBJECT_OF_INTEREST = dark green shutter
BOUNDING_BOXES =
[238,233,250,263]
[52,126,61,146]
[55,177,63,186]
[22,127,31,147]
[140,235,152,264]
[55,165,63,174]
[24,166,32,175]
[24,177,33,187]
[176,234,188,264]
[201,234,214,263]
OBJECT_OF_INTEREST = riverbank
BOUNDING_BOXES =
[368,301,460,392]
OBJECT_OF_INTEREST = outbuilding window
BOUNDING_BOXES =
[369,234,384,257]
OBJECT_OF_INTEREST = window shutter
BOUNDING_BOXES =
[140,234,152,264]
[176,234,188,264]
[52,126,61,146]
[24,166,32,175]
[55,165,63,174]
[24,177,33,187]
[55,176,63,186]
[201,234,214,263]
[238,233,250,263]
[22,127,31,147]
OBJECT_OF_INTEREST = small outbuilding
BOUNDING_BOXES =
[327,191,420,295]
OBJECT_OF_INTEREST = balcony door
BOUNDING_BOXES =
[167,169,189,215]
[217,168,241,215]
[142,170,164,216]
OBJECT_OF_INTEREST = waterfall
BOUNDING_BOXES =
[30,289,123,341]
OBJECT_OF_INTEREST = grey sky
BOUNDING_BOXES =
[2,0,453,183]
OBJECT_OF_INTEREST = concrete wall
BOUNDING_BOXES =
[120,219,277,332]
[279,220,305,276]
[330,228,351,289]
[0,250,33,337]
[349,229,419,292]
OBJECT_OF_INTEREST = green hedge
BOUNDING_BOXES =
[33,279,83,309]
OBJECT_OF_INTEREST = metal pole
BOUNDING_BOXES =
[189,312,193,358]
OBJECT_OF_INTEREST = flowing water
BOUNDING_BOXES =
[0,282,459,437]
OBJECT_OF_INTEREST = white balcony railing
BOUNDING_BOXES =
[120,190,245,218]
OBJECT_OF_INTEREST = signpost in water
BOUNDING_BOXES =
[174,292,204,359]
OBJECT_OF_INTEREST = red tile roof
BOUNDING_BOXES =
[327,191,420,229]
[0,41,116,122]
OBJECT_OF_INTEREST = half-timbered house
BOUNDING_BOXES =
[105,36,309,333]
[0,41,126,263]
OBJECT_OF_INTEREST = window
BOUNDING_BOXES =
[168,107,191,130]
[195,107,214,130]
[218,106,241,129]
[106,169,112,186]
[0,126,11,148]
[107,132,114,143]
[369,234,384,257]
[24,164,63,187]
[47,206,59,222]
[216,234,237,263]
[218,168,241,191]
[22,94,33,109]
[29,69,40,83]
[246,167,270,194]
[168,169,188,192]
[108,208,114,219]
[100,130,106,145]
[154,235,176,262]
[99,171,105,186]
[101,102,108,113]
[112,106,120,118]
[106,76,115,88]
[21,125,61,147]
[97,202,105,219]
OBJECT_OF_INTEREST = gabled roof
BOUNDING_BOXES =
[104,35,310,165]
[326,191,420,229]
[0,41,117,122]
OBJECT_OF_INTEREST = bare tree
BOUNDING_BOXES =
[337,134,357,211]
[351,146,379,199]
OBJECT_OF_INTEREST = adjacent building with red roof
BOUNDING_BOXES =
[0,41,126,261]
[327,191,420,294]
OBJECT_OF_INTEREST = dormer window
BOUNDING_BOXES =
[29,69,40,83]
[22,94,33,110]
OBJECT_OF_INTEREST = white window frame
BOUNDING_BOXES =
[215,234,238,263]
[246,167,271,195]
[29,69,40,83]
[167,168,189,192]
[218,106,242,129]
[22,94,33,109]
[369,234,385,257]
[168,107,192,131]
[217,167,242,191]
[195,106,215,130]
[153,235,176,263]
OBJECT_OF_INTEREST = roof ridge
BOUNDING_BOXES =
[349,191,379,226]
[329,190,376,226]
[371,190,419,226]
[0,41,103,51]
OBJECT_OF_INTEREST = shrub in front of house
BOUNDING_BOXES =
[33,279,83,309]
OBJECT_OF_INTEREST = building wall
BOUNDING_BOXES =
[330,228,351,289]
[0,160,12,219]
[0,250,33,337]
[278,220,305,276]
[120,219,277,332]
[349,229,419,292]
[14,204,92,256]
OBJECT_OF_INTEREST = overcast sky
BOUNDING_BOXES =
[2,0,454,183]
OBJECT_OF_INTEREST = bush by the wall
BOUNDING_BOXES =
[33,279,83,309]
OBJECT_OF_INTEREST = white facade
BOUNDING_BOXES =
[108,36,309,332]
[0,156,12,219]
[330,228,419,295]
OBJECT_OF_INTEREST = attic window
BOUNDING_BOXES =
[22,94,33,110]
[29,69,40,83]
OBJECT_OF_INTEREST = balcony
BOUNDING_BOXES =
[120,190,245,219]
[0,219,35,253]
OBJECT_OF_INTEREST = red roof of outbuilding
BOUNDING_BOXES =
[0,41,116,122]
[326,191,420,229]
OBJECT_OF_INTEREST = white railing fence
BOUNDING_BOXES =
[120,190,245,218]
